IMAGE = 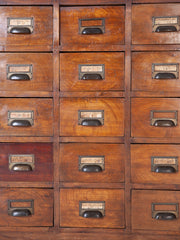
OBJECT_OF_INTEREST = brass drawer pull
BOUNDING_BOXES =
[82,164,102,173]
[81,73,103,80]
[82,211,103,218]
[154,72,176,79]
[81,119,102,126]
[9,73,30,81]
[152,16,180,33]
[82,27,103,35]
[78,110,104,126]
[153,119,175,127]
[11,209,32,217]
[10,27,31,34]
[155,26,177,32]
[150,110,177,127]
[155,212,177,220]
[155,166,176,173]
[11,119,32,127]
[12,164,33,172]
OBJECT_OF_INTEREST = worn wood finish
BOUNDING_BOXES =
[60,98,124,137]
[132,190,180,231]
[132,4,180,45]
[131,98,180,138]
[60,189,125,228]
[0,98,53,136]
[0,53,53,91]
[60,143,125,183]
[0,6,53,51]
[0,143,53,182]
[60,52,124,92]
[0,188,53,227]
[60,0,126,4]
[60,6,125,47]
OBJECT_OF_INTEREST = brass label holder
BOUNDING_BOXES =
[151,156,178,172]
[78,110,104,125]
[79,18,105,34]
[79,201,105,217]
[8,199,34,216]
[150,110,178,126]
[7,64,33,80]
[79,64,105,80]
[79,156,105,171]
[152,203,179,219]
[152,63,179,79]
[9,154,35,171]
[7,17,34,33]
[152,16,180,32]
[8,110,34,126]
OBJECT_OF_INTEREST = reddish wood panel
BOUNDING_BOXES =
[0,188,53,226]
[60,189,125,228]
[131,98,180,138]
[60,52,124,92]
[0,53,53,91]
[0,143,53,182]
[60,6,125,47]
[131,144,180,184]
[132,190,180,231]
[60,98,124,137]
[132,4,180,44]
[60,0,126,4]
[0,98,53,136]
[0,6,53,51]
[132,52,180,92]
[59,143,125,183]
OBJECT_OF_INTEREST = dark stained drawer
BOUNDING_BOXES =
[0,53,53,91]
[60,52,124,92]
[60,6,125,47]
[0,98,53,136]
[132,4,180,44]
[131,98,180,138]
[132,52,180,92]
[131,144,180,184]
[132,190,180,231]
[60,189,125,228]
[0,143,53,182]
[0,188,53,226]
[60,98,124,137]
[60,143,125,183]
[0,6,53,51]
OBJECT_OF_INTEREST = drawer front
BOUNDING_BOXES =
[0,98,53,136]
[0,188,53,226]
[131,144,180,184]
[132,190,180,231]
[132,4,180,44]
[131,98,180,138]
[0,6,52,50]
[0,143,53,182]
[60,143,125,183]
[60,52,124,91]
[0,53,53,91]
[60,189,125,228]
[60,6,125,46]
[60,98,124,137]
[132,52,180,92]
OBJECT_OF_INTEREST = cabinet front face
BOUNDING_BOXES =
[0,98,53,136]
[132,190,180,231]
[132,52,180,92]
[60,52,124,92]
[132,4,180,44]
[60,143,125,183]
[0,188,53,227]
[60,6,125,46]
[0,6,53,50]
[60,189,125,228]
[60,98,124,137]
[131,98,180,138]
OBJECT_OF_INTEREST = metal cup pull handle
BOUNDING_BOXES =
[10,120,32,127]
[11,209,32,217]
[153,119,175,127]
[9,73,30,81]
[82,27,103,35]
[10,27,31,34]
[155,26,177,32]
[155,166,176,173]
[154,73,176,79]
[81,73,103,80]
[81,119,102,126]
[82,211,103,218]
[82,164,103,173]
[155,212,177,220]
[12,164,33,172]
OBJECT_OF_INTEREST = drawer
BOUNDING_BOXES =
[132,4,180,44]
[132,52,180,92]
[0,6,52,50]
[60,6,125,46]
[0,188,53,226]
[0,98,53,136]
[60,52,124,92]
[0,53,53,91]
[131,98,180,138]
[0,143,53,182]
[60,189,125,228]
[131,144,180,184]
[132,190,180,231]
[60,98,124,137]
[60,143,125,183]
